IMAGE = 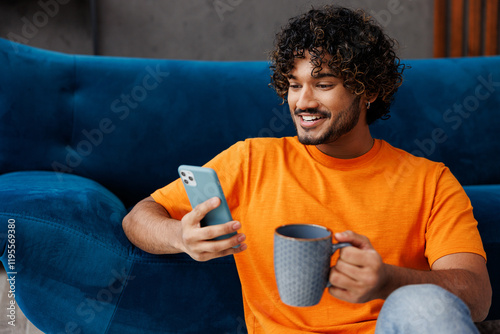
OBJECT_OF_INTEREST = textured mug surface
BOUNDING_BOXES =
[274,224,350,307]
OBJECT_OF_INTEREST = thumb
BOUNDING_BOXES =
[188,197,220,226]
[334,230,374,250]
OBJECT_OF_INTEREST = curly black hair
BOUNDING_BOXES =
[270,5,405,124]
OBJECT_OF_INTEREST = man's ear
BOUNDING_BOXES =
[364,91,379,104]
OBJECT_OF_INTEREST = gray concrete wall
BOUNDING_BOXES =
[0,0,434,60]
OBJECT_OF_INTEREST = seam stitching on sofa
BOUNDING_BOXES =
[103,260,137,334]
[0,209,122,246]
[0,212,235,265]
[0,212,130,259]
[117,258,235,265]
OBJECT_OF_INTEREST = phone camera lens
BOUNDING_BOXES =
[181,172,186,177]
[183,179,189,184]
[189,176,194,181]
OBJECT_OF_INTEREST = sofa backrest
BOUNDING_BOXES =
[0,38,294,207]
[1,38,499,207]
[370,56,500,189]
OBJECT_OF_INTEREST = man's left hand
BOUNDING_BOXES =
[328,230,390,303]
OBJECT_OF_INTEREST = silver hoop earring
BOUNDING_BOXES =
[366,102,371,109]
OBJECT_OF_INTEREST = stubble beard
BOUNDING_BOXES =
[294,95,362,146]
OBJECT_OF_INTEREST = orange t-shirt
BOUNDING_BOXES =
[151,137,486,333]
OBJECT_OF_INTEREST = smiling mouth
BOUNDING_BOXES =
[295,111,330,128]
[301,115,324,122]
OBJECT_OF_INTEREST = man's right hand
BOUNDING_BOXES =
[180,197,247,262]
[122,196,246,260]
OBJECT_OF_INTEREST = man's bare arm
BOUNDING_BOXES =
[330,231,492,322]
[122,196,183,254]
[122,196,247,261]
[381,253,491,322]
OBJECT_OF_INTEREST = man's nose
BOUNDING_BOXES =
[296,86,320,110]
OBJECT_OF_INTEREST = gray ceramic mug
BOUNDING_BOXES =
[274,224,351,307]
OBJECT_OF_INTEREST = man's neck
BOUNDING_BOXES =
[315,128,374,159]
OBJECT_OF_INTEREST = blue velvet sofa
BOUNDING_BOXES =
[0,37,499,333]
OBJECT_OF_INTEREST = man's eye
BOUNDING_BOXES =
[289,84,301,89]
[318,84,333,89]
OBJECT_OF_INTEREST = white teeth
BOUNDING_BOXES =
[302,115,321,121]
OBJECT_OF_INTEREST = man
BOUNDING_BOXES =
[122,6,491,333]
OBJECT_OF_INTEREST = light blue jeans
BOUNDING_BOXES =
[375,284,479,334]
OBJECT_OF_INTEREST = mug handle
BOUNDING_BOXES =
[326,242,352,288]
[332,242,351,253]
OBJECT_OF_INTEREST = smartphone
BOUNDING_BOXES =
[178,165,236,241]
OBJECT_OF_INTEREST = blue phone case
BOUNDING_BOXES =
[178,165,236,241]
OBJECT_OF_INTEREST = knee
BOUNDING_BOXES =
[382,284,467,315]
[377,284,474,332]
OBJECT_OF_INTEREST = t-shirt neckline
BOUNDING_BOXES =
[304,139,383,170]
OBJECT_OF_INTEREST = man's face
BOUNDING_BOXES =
[286,53,364,146]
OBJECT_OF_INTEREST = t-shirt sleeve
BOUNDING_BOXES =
[425,166,486,267]
[151,140,248,220]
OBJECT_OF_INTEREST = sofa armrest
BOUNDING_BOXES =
[0,171,246,333]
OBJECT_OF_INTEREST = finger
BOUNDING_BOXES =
[333,257,363,280]
[202,232,247,253]
[192,235,248,262]
[329,265,359,289]
[199,220,242,241]
[328,269,354,300]
[195,242,248,262]
[328,267,363,303]
[190,224,245,253]
[334,230,374,250]
[185,197,221,227]
[328,284,356,303]
[216,242,248,258]
[337,246,376,267]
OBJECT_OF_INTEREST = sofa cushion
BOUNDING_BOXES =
[464,185,500,320]
[0,171,131,332]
